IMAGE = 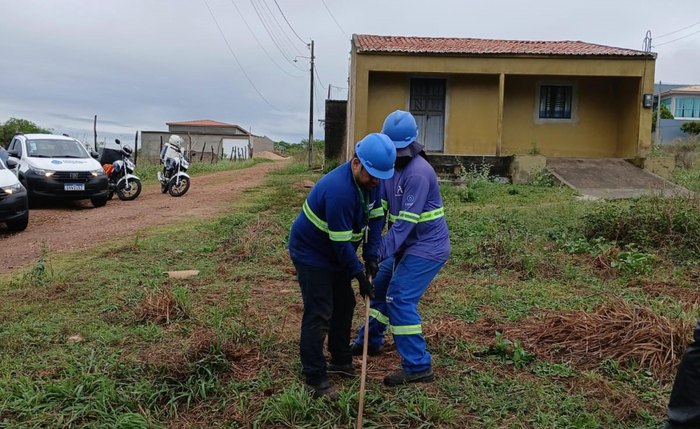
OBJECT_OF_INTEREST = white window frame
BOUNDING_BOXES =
[534,80,578,124]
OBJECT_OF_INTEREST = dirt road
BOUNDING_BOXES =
[0,161,287,270]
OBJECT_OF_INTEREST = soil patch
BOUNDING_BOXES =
[0,161,287,270]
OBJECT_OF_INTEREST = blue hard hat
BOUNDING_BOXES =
[355,133,396,180]
[381,110,418,149]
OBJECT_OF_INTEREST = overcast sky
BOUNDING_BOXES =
[1,0,698,146]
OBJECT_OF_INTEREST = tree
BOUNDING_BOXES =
[681,121,700,140]
[0,117,53,147]
[651,104,674,132]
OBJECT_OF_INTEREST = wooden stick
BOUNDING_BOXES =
[356,294,371,429]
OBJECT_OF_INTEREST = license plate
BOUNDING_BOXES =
[64,183,85,191]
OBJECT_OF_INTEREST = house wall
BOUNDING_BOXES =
[502,75,640,158]
[348,51,655,160]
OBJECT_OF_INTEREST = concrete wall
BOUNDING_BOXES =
[347,49,656,160]
[325,100,347,163]
[140,132,249,162]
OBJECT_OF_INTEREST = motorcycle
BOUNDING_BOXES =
[157,149,190,197]
[104,139,142,201]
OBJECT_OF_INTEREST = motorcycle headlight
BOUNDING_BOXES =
[90,168,105,177]
[1,183,22,195]
[31,167,55,177]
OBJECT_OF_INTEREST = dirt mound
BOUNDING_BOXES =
[253,151,288,160]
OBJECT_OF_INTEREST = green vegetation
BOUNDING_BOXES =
[133,158,270,184]
[2,161,699,428]
[0,117,52,146]
[681,121,700,139]
[651,104,673,132]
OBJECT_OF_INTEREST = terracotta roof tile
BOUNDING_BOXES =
[354,35,654,58]
[166,119,238,127]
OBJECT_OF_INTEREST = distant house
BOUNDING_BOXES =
[140,120,275,161]
[654,84,700,144]
[345,34,657,161]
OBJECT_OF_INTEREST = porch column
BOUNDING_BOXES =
[496,73,505,156]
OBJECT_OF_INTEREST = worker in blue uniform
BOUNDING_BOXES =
[351,110,451,386]
[288,133,396,399]
[664,320,700,428]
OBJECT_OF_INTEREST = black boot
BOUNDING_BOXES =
[327,362,357,377]
[305,379,338,400]
[350,342,383,356]
[383,368,434,386]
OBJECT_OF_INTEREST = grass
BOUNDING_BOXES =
[1,161,699,428]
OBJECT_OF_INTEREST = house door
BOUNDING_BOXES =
[410,78,446,152]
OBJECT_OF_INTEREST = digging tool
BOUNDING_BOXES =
[356,292,371,429]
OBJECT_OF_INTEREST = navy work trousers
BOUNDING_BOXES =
[295,262,355,386]
[666,321,700,428]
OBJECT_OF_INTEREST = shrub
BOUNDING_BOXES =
[581,196,700,261]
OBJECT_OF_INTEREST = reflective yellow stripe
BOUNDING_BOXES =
[304,199,367,242]
[419,207,445,222]
[369,308,389,325]
[397,211,420,224]
[387,207,445,224]
[381,199,388,210]
[369,207,384,219]
[351,229,365,242]
[390,324,422,335]
[329,230,353,242]
[303,200,328,232]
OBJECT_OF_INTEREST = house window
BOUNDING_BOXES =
[539,85,573,119]
[675,97,700,119]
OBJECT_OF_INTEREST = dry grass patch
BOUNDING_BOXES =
[504,300,694,381]
[135,287,184,325]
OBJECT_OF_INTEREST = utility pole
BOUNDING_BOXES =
[655,80,662,146]
[308,40,315,169]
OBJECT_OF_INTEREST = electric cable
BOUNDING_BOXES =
[654,28,700,47]
[272,0,307,45]
[229,0,304,78]
[202,0,282,111]
[319,0,348,39]
[250,0,305,71]
[259,0,304,55]
[656,20,700,39]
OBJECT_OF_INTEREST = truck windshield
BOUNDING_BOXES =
[27,139,90,158]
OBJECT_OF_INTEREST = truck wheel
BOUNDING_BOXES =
[91,196,108,207]
[6,214,29,232]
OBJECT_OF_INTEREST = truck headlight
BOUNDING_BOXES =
[90,168,105,177]
[31,167,55,177]
[1,183,22,195]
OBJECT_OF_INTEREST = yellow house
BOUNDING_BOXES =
[346,34,656,161]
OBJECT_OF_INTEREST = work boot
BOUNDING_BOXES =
[383,368,434,386]
[327,362,357,378]
[351,342,383,356]
[305,380,339,400]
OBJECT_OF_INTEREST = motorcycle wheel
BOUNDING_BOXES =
[168,176,190,197]
[116,179,142,201]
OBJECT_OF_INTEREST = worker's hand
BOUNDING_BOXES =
[355,273,374,299]
[365,260,379,279]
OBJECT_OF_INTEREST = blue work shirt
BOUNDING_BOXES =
[288,162,384,277]
[379,154,450,263]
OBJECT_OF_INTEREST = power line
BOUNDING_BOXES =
[249,0,305,70]
[259,0,304,55]
[228,0,304,78]
[655,28,700,47]
[319,0,348,39]
[272,0,307,45]
[656,20,700,39]
[202,0,282,111]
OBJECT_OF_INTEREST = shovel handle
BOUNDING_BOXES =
[356,293,371,429]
